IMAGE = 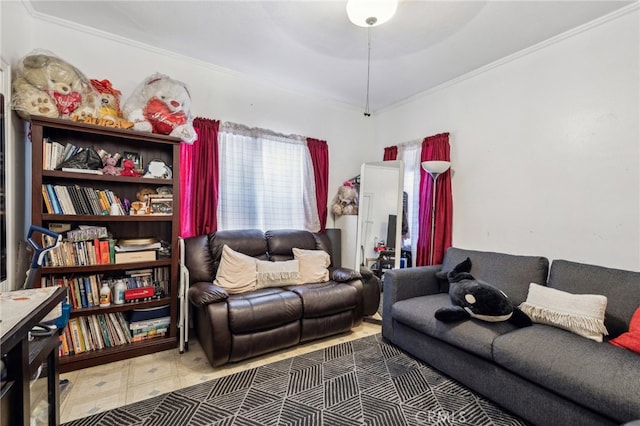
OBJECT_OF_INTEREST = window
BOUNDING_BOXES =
[217,123,320,232]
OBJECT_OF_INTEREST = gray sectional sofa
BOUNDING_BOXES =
[382,247,640,426]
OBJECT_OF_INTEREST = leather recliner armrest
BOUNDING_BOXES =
[359,266,374,280]
[188,281,229,307]
[329,267,362,282]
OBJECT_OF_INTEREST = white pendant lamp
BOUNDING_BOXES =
[347,0,398,116]
[347,0,399,27]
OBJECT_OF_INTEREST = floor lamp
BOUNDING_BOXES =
[421,161,451,265]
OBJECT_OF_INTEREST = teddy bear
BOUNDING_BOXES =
[11,78,59,120]
[12,51,97,120]
[131,188,156,214]
[434,258,532,328]
[120,159,140,177]
[122,73,197,143]
[101,155,120,176]
[331,181,359,216]
[90,79,123,119]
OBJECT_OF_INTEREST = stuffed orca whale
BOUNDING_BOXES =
[435,257,532,327]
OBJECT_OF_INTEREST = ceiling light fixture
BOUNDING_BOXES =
[347,0,398,117]
[346,0,398,27]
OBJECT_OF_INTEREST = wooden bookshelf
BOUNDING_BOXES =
[29,116,181,373]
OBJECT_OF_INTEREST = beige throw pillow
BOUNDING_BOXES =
[519,283,609,342]
[214,245,257,294]
[293,248,330,284]
[256,260,302,288]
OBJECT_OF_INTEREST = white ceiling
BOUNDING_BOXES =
[27,0,633,113]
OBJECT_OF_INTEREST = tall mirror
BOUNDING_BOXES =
[354,160,404,273]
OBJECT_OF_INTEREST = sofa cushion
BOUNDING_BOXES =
[207,229,269,277]
[548,260,640,338]
[493,324,640,422]
[610,306,640,354]
[286,282,358,318]
[266,229,318,261]
[519,283,608,342]
[256,259,302,288]
[391,293,519,360]
[441,248,549,305]
[293,248,330,284]
[227,288,302,333]
[214,245,257,294]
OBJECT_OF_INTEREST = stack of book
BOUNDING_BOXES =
[42,226,113,267]
[129,305,170,342]
[114,238,160,264]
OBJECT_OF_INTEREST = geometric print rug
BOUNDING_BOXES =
[62,334,527,426]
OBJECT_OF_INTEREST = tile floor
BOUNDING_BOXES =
[59,318,382,423]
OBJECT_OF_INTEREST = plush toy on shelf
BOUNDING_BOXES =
[131,187,156,214]
[89,79,124,120]
[122,73,197,143]
[101,155,120,176]
[120,159,140,177]
[11,50,97,120]
[11,78,59,119]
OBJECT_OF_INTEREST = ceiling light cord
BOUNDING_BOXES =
[364,24,373,117]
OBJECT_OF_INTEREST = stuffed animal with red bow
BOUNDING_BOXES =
[122,73,197,143]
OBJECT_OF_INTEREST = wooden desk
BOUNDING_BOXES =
[1,287,65,426]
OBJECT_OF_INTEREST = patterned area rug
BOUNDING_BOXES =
[63,334,526,426]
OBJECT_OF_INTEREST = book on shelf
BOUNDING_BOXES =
[41,185,54,214]
[60,312,134,357]
[115,242,162,252]
[43,182,128,216]
[129,305,170,322]
[67,318,85,354]
[48,222,72,233]
[129,315,171,329]
[67,226,109,242]
[61,167,104,175]
[43,138,65,170]
[115,250,156,264]
[44,184,62,214]
[97,314,112,348]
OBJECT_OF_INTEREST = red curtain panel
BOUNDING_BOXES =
[307,138,329,232]
[383,146,398,161]
[416,133,452,266]
[180,118,220,237]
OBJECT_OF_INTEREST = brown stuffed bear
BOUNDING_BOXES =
[331,181,359,216]
[12,51,97,120]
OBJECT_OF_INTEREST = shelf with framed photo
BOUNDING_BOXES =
[28,115,181,372]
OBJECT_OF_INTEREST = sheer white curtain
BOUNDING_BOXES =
[397,140,422,261]
[217,122,320,232]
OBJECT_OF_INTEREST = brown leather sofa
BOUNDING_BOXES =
[183,229,377,367]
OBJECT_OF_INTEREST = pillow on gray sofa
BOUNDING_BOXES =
[519,283,608,342]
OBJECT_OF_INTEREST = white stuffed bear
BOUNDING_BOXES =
[122,73,197,143]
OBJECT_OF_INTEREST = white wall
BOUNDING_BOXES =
[375,8,639,271]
